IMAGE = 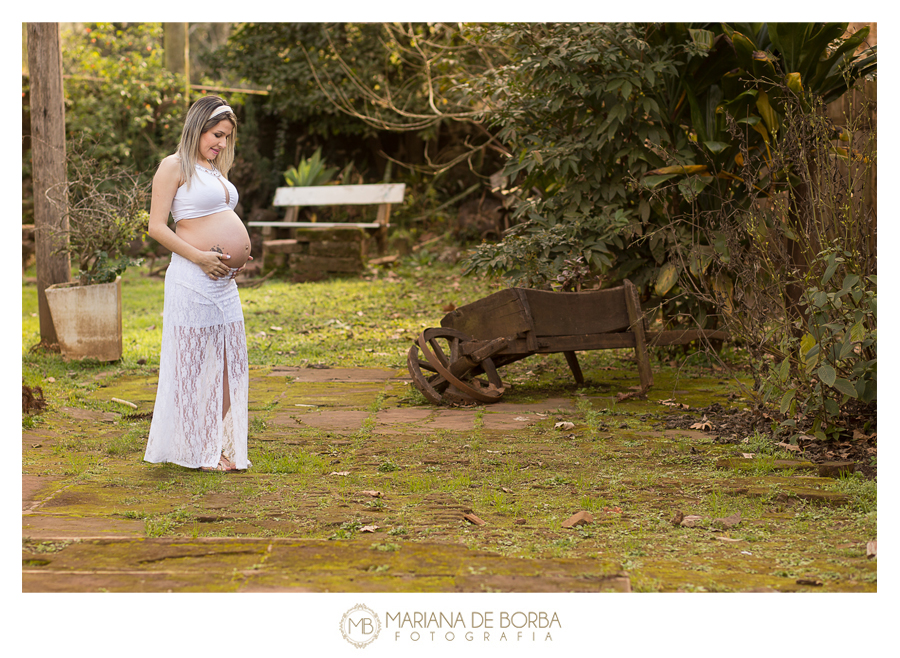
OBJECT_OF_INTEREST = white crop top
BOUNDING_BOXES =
[171,164,239,222]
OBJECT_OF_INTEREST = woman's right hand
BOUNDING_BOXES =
[195,250,232,280]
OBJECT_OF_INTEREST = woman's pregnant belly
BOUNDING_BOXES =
[176,210,251,269]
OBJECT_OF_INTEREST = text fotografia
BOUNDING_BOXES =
[387,611,561,642]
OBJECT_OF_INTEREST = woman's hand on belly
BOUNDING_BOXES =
[227,255,254,280]
[194,248,234,280]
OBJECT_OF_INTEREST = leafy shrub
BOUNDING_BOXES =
[461,23,874,318]
[777,266,876,440]
[50,140,149,285]
[685,88,876,440]
[463,23,685,293]
[284,148,339,187]
[59,23,186,181]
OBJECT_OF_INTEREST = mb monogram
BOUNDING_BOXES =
[340,604,382,648]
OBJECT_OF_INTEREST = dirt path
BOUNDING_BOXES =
[22,365,876,592]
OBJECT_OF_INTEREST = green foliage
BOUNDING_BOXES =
[688,85,877,441]
[461,23,875,313]
[461,24,684,287]
[771,268,876,441]
[211,23,489,138]
[85,251,143,286]
[461,23,733,301]
[210,23,379,137]
[59,23,187,181]
[52,141,149,286]
[208,22,504,232]
[284,148,338,187]
[464,212,628,289]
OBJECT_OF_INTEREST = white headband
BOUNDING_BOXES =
[209,105,233,119]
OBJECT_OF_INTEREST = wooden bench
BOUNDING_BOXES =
[248,183,405,278]
[249,183,405,235]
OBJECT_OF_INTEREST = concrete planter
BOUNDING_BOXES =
[44,276,122,361]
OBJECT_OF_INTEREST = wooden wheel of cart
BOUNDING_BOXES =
[407,328,505,405]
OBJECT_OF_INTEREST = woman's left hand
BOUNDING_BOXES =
[228,255,253,280]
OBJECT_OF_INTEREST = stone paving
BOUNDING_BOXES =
[22,365,875,593]
[24,366,625,593]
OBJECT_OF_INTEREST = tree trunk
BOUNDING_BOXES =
[27,22,70,345]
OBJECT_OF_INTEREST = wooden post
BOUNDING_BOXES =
[27,22,70,345]
[375,202,391,254]
[164,23,190,102]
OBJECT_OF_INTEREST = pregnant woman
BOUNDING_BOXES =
[144,96,251,472]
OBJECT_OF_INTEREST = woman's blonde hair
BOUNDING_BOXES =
[174,96,237,188]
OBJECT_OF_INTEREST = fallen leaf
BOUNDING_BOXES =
[359,525,379,533]
[713,512,742,529]
[740,453,755,459]
[777,442,801,452]
[270,326,282,331]
[603,506,622,514]
[329,471,350,476]
[690,416,713,431]
[501,487,512,494]
[715,537,742,543]
[554,421,575,430]
[562,511,594,528]
[463,513,486,526]
[514,416,530,422]
[361,490,383,498]
[671,510,685,526]
[47,377,56,383]
[442,303,456,312]
[796,577,823,586]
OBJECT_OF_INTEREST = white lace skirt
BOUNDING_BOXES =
[144,253,250,469]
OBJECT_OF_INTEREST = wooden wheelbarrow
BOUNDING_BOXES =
[406,280,727,405]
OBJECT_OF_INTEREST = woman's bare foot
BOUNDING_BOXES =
[199,455,237,472]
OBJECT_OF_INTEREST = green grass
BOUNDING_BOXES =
[20,259,877,592]
[249,448,330,475]
[22,258,503,383]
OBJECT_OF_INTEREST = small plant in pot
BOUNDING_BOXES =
[44,143,149,361]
